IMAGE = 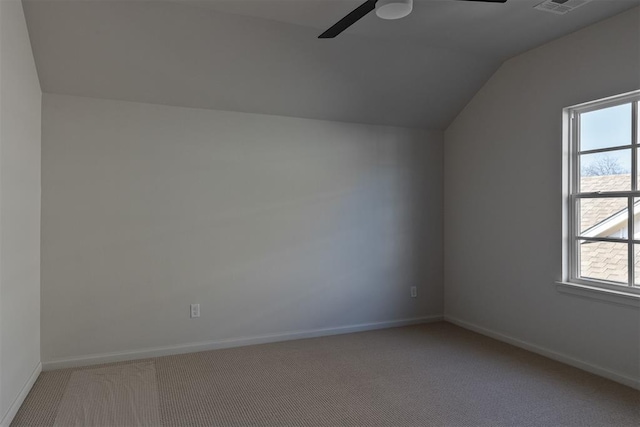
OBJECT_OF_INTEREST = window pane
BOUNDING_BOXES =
[580,103,632,151]
[580,150,631,192]
[636,101,639,144]
[579,240,628,284]
[634,198,640,240]
[578,198,627,237]
[635,199,640,286]
[635,245,640,287]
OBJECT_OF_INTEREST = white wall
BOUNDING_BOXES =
[0,1,42,425]
[445,8,640,385]
[41,94,443,365]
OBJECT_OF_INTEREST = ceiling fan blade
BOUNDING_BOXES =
[318,0,378,39]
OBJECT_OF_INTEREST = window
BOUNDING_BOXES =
[564,91,640,296]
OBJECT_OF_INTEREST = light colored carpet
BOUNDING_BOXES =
[12,322,640,426]
[52,362,160,426]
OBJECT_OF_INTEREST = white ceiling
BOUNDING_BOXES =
[23,0,640,129]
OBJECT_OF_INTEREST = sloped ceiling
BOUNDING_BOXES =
[22,0,640,129]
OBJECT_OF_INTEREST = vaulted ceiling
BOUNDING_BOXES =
[23,0,640,129]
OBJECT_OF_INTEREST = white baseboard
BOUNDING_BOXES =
[444,315,640,391]
[0,362,42,427]
[43,315,443,371]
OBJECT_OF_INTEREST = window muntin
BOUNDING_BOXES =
[567,92,640,293]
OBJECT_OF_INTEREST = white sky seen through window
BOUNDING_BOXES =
[580,103,633,175]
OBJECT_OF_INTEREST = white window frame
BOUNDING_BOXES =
[562,90,640,300]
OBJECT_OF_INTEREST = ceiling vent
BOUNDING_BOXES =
[534,0,593,15]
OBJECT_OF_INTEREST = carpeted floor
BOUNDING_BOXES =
[12,322,640,426]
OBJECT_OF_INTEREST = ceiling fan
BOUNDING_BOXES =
[319,0,508,38]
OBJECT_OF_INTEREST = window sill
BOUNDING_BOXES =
[556,281,640,308]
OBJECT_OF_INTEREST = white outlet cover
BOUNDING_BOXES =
[190,304,200,318]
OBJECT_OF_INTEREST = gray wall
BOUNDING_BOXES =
[41,94,443,364]
[444,8,640,384]
[0,1,41,424]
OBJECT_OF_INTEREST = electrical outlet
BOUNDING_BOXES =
[190,304,200,318]
[410,286,417,298]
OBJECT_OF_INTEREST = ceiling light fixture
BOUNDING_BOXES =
[375,0,413,20]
